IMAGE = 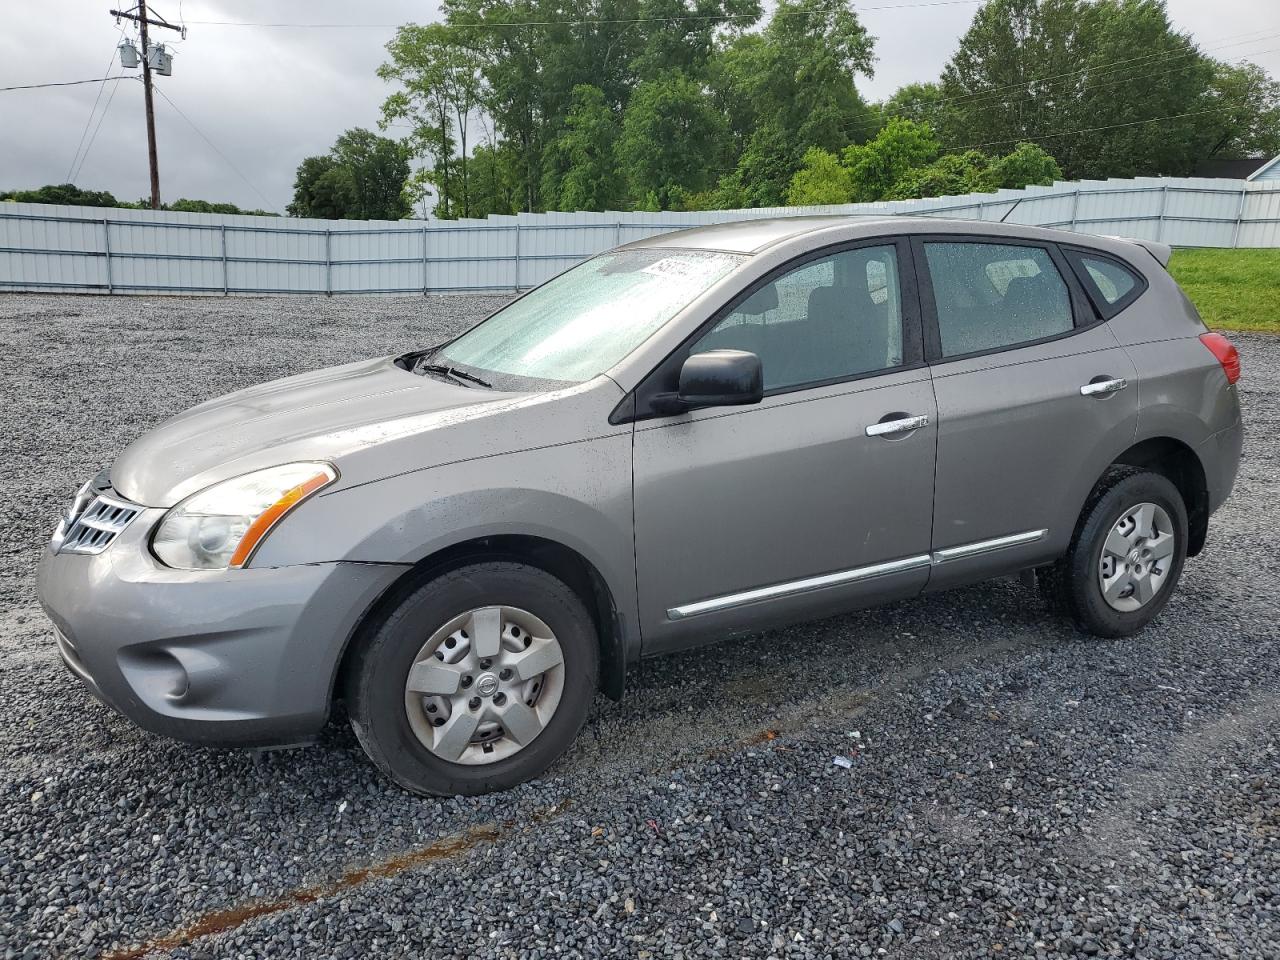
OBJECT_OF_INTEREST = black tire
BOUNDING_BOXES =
[1040,466,1188,638]
[345,561,599,797]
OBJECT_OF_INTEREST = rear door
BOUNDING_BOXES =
[631,239,938,654]
[914,235,1139,589]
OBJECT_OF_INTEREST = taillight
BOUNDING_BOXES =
[1199,332,1241,385]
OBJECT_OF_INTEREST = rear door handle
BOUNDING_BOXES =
[1080,377,1128,397]
[866,414,930,437]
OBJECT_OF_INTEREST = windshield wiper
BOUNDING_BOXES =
[415,361,492,389]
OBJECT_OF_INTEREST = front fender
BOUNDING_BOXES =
[251,433,639,655]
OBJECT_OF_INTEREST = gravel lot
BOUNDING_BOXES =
[1,293,1276,960]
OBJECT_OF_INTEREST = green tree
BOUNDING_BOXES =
[940,0,1216,179]
[1,183,124,207]
[331,129,413,220]
[166,198,278,216]
[620,70,728,209]
[288,131,411,220]
[983,141,1062,189]
[785,124,1062,204]
[885,142,1061,199]
[380,22,484,218]
[711,0,876,206]
[886,150,992,199]
[433,0,665,213]
[466,141,525,216]
[1,184,279,216]
[631,0,761,79]
[786,147,854,205]
[842,118,940,201]
[288,156,358,219]
[1203,61,1280,161]
[717,123,798,208]
[543,85,625,211]
[880,82,951,126]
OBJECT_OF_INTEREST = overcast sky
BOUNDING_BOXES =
[2,0,1277,213]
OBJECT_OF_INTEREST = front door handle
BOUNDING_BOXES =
[866,414,930,437]
[1080,376,1128,397]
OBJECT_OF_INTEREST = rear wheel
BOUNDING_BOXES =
[1040,467,1188,637]
[345,562,598,796]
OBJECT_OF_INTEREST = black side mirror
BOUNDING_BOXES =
[667,349,763,411]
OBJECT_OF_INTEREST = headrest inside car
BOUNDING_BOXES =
[739,284,778,316]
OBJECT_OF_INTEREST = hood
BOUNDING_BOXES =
[111,356,522,506]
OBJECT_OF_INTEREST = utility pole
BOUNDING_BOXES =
[138,0,159,208]
[110,4,183,209]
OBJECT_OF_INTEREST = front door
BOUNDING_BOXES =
[914,236,1140,590]
[631,240,939,654]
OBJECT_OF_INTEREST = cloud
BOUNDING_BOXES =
[1,0,1274,212]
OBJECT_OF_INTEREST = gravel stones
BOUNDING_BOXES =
[0,295,1275,958]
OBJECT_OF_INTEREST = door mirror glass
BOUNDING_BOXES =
[676,349,763,410]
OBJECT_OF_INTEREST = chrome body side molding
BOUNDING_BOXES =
[667,554,933,620]
[931,528,1048,564]
[667,528,1049,620]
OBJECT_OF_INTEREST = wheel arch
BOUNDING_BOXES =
[330,534,634,713]
[1108,436,1209,556]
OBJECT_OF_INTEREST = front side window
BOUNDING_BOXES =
[692,244,905,391]
[924,242,1073,358]
[437,249,743,384]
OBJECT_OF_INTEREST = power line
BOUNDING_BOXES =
[67,23,128,182]
[805,33,1278,150]
[914,39,1280,130]
[912,26,1280,114]
[946,105,1237,151]
[150,85,280,213]
[183,0,985,30]
[1074,44,1280,97]
[825,40,1279,148]
[70,76,128,185]
[0,76,139,93]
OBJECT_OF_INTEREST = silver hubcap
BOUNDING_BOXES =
[403,605,565,765]
[1097,502,1176,612]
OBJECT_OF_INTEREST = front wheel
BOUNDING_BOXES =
[1040,467,1188,638]
[345,562,599,796]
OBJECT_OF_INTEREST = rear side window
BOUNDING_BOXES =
[923,241,1074,358]
[1064,249,1146,318]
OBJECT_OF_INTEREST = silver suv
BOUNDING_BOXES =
[37,217,1243,796]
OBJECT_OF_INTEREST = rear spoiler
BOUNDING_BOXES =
[1104,235,1172,268]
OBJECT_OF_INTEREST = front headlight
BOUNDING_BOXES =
[152,462,337,570]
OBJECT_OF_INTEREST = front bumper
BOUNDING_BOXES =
[36,505,405,747]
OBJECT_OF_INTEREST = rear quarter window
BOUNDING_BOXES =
[1064,249,1147,319]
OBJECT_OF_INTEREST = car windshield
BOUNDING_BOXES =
[434,249,744,385]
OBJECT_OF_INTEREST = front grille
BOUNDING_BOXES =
[52,472,141,556]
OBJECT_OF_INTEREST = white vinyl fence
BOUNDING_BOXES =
[2,176,1278,296]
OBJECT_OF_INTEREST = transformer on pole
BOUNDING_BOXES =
[146,42,173,76]
[109,3,185,208]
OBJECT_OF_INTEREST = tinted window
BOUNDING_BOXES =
[1081,256,1138,305]
[924,242,1073,357]
[693,245,904,391]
